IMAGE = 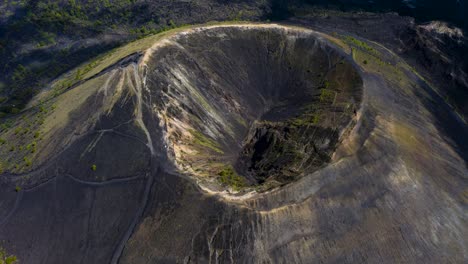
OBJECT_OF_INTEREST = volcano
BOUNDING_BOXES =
[0,24,466,263]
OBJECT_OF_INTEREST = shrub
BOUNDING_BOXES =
[319,89,335,103]
[23,157,32,167]
[218,165,246,191]
[0,246,18,264]
[91,164,97,171]
[189,129,224,154]
[14,127,22,135]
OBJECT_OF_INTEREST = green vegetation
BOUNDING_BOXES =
[23,157,32,167]
[0,246,18,264]
[26,141,37,153]
[218,165,247,191]
[0,102,55,173]
[290,113,320,127]
[189,129,224,154]
[234,115,248,127]
[91,164,97,171]
[0,120,13,132]
[320,89,336,103]
[15,186,21,193]
[344,36,374,52]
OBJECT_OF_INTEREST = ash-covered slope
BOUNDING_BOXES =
[0,24,466,263]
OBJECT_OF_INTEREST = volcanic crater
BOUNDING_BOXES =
[146,26,363,193]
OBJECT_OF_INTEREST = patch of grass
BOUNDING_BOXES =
[290,113,320,127]
[352,48,407,86]
[30,141,37,153]
[320,89,335,103]
[234,115,248,127]
[0,120,13,131]
[189,129,224,154]
[23,157,32,167]
[218,165,247,191]
[344,36,374,52]
[0,246,18,264]
[14,127,22,135]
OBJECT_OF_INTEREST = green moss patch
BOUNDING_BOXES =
[319,89,336,103]
[189,129,224,154]
[218,165,247,191]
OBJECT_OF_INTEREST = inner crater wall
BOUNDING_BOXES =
[144,26,362,191]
